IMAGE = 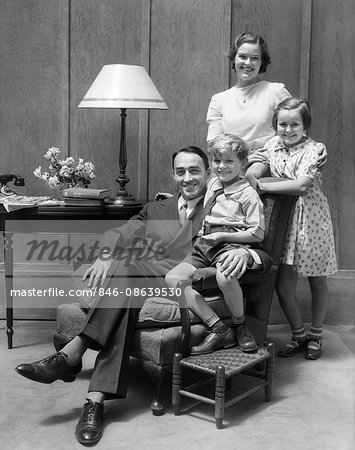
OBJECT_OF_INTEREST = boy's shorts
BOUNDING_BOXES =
[184,237,245,269]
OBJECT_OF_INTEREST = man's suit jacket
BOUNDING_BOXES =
[99,195,206,272]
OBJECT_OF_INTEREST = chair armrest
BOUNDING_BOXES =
[176,280,192,357]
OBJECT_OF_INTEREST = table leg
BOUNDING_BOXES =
[215,365,225,429]
[4,232,14,349]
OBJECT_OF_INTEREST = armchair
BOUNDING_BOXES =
[54,189,296,415]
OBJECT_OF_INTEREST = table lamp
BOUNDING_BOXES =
[78,64,168,206]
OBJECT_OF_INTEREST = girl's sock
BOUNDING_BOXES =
[291,325,307,341]
[308,325,323,341]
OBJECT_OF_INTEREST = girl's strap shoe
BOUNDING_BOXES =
[277,338,307,357]
[305,338,322,360]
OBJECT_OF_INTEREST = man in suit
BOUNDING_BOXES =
[15,146,271,445]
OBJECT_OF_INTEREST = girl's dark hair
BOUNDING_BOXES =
[272,98,312,131]
[229,32,271,73]
[172,146,209,170]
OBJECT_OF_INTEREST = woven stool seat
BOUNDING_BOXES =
[172,343,275,429]
[180,347,271,377]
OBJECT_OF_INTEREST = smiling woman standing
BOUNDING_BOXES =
[206,32,291,154]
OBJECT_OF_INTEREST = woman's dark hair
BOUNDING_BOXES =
[272,98,312,131]
[229,32,271,73]
[172,146,209,170]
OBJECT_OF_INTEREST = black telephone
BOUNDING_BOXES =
[0,174,25,196]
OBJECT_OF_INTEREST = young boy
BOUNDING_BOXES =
[166,134,264,355]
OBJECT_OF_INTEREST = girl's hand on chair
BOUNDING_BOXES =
[246,174,263,194]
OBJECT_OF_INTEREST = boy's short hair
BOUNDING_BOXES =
[208,134,249,164]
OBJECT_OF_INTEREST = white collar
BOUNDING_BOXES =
[178,195,203,213]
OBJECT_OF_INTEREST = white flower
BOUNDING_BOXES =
[44,147,60,160]
[34,147,95,190]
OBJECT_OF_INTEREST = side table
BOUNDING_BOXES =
[1,202,142,348]
[172,343,275,429]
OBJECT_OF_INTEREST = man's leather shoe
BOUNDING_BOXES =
[15,352,82,384]
[235,323,257,352]
[75,399,104,446]
[191,327,236,355]
[277,338,307,357]
[305,338,322,360]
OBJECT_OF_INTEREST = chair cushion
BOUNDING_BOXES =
[56,294,231,339]
[131,323,208,366]
[135,296,230,328]
[56,302,86,337]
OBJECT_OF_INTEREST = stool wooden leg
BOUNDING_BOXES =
[215,365,225,429]
[172,353,183,416]
[265,342,275,402]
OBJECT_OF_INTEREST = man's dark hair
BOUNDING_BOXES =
[172,146,209,170]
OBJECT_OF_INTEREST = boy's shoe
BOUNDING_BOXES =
[305,338,322,360]
[190,327,236,355]
[234,323,257,352]
[277,338,307,357]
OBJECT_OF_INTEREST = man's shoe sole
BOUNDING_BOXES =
[15,367,78,383]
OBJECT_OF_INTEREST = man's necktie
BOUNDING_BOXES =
[179,202,188,225]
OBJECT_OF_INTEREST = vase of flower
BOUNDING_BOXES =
[33,147,95,195]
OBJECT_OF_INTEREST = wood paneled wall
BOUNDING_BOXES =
[1,0,354,269]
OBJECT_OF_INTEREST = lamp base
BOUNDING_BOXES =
[105,193,142,207]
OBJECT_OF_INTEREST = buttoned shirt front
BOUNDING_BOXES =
[178,195,203,222]
[203,177,264,240]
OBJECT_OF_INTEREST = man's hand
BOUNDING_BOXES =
[217,247,251,279]
[82,253,114,289]
[200,232,224,246]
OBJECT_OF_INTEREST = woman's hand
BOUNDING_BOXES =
[82,252,114,289]
[317,145,328,170]
[200,232,224,246]
[217,248,251,279]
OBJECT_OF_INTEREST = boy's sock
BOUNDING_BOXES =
[211,319,229,334]
[232,314,246,326]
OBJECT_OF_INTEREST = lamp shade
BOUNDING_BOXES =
[78,64,168,110]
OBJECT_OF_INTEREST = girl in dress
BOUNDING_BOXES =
[246,97,337,360]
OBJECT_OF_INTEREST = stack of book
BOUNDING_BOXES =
[63,188,111,206]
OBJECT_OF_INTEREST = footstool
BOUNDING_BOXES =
[172,342,275,429]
